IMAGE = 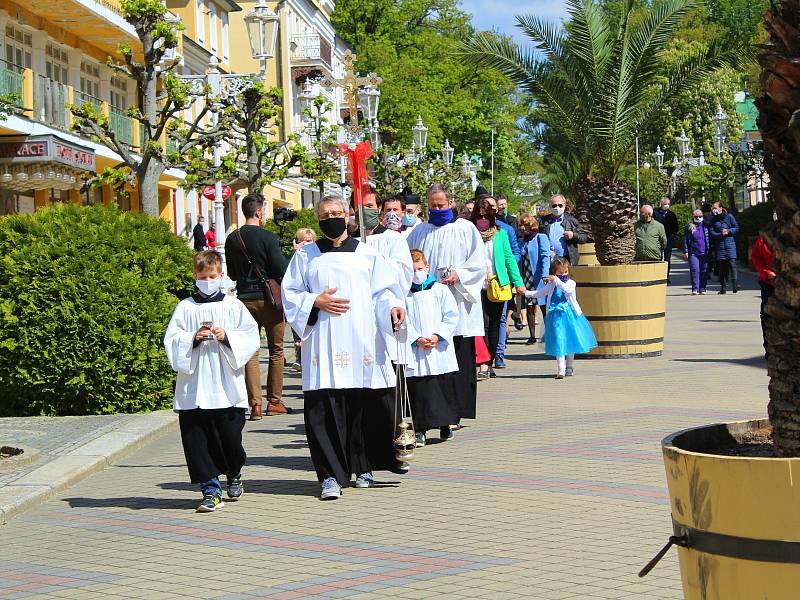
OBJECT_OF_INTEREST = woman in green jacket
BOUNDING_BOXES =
[470,197,526,379]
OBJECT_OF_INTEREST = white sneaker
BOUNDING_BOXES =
[565,367,574,377]
[555,373,565,379]
[354,472,374,488]
[320,477,341,500]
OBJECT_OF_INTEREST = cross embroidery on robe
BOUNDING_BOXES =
[362,353,374,366]
[312,356,319,367]
[334,352,351,368]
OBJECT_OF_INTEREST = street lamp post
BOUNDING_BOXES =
[179,0,278,283]
[654,145,664,171]
[412,115,428,152]
[442,139,454,167]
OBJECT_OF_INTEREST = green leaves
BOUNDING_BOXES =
[0,204,194,416]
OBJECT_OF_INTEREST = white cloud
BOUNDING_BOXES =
[462,0,569,46]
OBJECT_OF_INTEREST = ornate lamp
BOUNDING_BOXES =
[677,129,690,159]
[244,0,279,61]
[442,138,454,167]
[358,84,380,123]
[654,145,664,170]
[412,115,428,151]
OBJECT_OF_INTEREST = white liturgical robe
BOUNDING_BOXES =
[406,218,485,337]
[163,294,260,411]
[281,237,404,391]
[405,282,459,377]
[358,228,414,362]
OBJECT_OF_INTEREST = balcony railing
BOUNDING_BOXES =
[35,75,70,130]
[290,34,332,70]
[74,90,103,111]
[0,59,23,100]
[109,106,134,146]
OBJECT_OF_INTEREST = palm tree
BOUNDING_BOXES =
[756,0,800,457]
[458,0,751,264]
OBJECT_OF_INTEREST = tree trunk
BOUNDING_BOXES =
[583,177,638,265]
[756,0,800,456]
[139,160,165,218]
[139,31,161,218]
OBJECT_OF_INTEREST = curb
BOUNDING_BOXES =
[0,410,178,525]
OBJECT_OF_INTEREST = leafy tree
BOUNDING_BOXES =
[459,0,752,265]
[332,0,530,196]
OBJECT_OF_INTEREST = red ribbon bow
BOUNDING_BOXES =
[339,140,373,208]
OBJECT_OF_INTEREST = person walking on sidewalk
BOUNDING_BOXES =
[519,213,551,343]
[225,193,291,420]
[682,209,711,295]
[163,251,261,512]
[709,202,740,294]
[653,197,679,282]
[634,204,667,262]
[192,216,206,252]
[751,229,775,358]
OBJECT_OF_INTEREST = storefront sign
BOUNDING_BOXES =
[0,135,96,171]
[202,185,232,200]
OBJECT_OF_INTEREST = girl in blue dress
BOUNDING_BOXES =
[526,257,597,378]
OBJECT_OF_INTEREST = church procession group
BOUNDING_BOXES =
[163,183,599,510]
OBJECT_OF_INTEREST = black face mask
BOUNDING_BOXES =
[319,217,347,239]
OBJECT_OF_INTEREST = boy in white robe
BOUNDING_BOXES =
[405,249,460,446]
[163,251,260,512]
[282,195,406,500]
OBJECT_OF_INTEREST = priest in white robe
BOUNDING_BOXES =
[164,250,261,511]
[282,194,406,500]
[406,183,485,422]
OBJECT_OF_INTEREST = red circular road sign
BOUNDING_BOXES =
[202,185,232,200]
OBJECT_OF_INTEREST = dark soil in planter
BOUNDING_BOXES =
[0,446,24,459]
[712,425,774,458]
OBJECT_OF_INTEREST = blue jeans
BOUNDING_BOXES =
[496,301,509,360]
[201,477,222,497]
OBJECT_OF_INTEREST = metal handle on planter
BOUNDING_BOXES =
[638,535,687,578]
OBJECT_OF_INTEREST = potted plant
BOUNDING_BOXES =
[459,0,750,357]
[636,2,800,596]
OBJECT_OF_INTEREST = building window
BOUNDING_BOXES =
[110,75,129,110]
[209,2,218,54]
[196,0,206,45]
[79,61,100,99]
[5,25,32,71]
[221,11,229,62]
[45,44,69,84]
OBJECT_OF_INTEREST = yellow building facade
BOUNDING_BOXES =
[0,0,349,242]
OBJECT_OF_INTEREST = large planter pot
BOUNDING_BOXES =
[660,419,800,599]
[577,242,599,266]
[571,261,667,358]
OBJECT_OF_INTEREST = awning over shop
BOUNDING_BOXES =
[0,134,96,191]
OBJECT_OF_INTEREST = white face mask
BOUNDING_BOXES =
[196,278,222,296]
[412,269,429,285]
[693,216,703,224]
[661,204,670,210]
[551,206,565,217]
[712,208,722,216]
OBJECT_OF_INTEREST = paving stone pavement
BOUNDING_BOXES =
[0,259,769,600]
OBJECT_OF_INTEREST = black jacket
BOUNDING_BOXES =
[653,208,679,239]
[542,213,588,265]
[192,223,206,252]
[224,225,288,300]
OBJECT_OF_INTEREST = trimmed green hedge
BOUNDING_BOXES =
[671,204,693,240]
[264,208,322,255]
[0,204,194,416]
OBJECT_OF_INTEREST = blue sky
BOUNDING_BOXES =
[460,0,569,45]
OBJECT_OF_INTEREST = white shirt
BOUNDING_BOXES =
[406,218,486,337]
[526,277,584,315]
[281,239,404,391]
[163,295,261,411]
[405,282,460,377]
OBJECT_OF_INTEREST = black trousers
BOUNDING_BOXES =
[760,281,774,356]
[358,387,402,473]
[449,336,477,420]
[717,259,738,291]
[481,290,505,364]
[664,237,673,279]
[179,407,247,484]
[303,389,370,484]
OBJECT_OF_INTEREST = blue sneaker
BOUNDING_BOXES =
[321,477,341,500]
[440,426,453,441]
[494,357,506,369]
[415,432,426,447]
[226,475,244,500]
[354,472,374,488]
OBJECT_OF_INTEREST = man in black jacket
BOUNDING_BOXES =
[653,196,679,282]
[542,194,588,266]
[192,216,206,252]
[225,194,290,420]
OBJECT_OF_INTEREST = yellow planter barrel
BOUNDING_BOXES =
[661,420,800,599]
[577,242,599,265]
[571,261,667,358]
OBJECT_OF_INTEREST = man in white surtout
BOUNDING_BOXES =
[282,194,406,500]
[406,183,485,423]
